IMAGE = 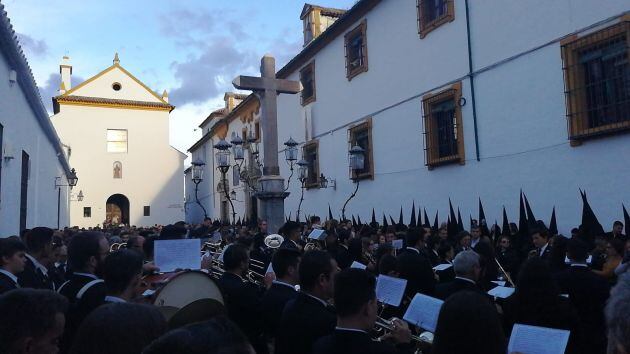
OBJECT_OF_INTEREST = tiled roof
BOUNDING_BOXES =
[198,107,228,128]
[54,95,174,111]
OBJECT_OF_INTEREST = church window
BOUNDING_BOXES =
[143,206,150,216]
[113,161,122,179]
[112,82,122,91]
[83,207,91,218]
[107,129,127,153]
[417,0,454,38]
[344,20,368,80]
[422,82,465,169]
[561,21,630,145]
[300,61,316,106]
[348,118,373,180]
[303,140,320,188]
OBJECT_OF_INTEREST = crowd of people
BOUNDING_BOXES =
[0,213,629,354]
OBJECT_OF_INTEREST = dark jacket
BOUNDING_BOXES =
[261,281,298,339]
[17,256,54,290]
[396,248,436,297]
[435,277,482,300]
[217,272,267,354]
[555,265,610,354]
[276,292,336,354]
[0,271,19,295]
[313,329,414,354]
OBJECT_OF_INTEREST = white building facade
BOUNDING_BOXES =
[52,55,185,227]
[268,0,630,235]
[0,5,74,236]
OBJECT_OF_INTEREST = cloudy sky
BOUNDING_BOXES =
[5,0,357,156]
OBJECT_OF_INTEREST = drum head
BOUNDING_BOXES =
[153,271,224,308]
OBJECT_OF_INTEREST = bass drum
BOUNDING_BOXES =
[142,270,224,308]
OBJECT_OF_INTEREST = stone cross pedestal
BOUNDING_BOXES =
[233,55,301,233]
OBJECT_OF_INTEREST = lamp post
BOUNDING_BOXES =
[341,145,365,221]
[55,168,78,229]
[214,139,237,225]
[191,159,208,219]
[283,137,298,191]
[295,159,309,221]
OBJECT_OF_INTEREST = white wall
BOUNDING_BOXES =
[0,54,70,236]
[273,0,630,235]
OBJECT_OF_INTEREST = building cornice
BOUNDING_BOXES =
[54,95,174,112]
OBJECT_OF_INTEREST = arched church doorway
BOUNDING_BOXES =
[106,194,130,225]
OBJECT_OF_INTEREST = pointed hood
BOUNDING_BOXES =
[549,207,558,236]
[423,208,430,228]
[328,205,334,221]
[457,208,464,232]
[352,215,357,228]
[502,207,510,236]
[478,198,491,236]
[409,202,417,228]
[448,199,459,238]
[399,207,404,226]
[287,212,292,222]
[623,204,630,238]
[389,215,396,227]
[237,217,242,226]
[518,190,529,246]
[370,208,379,228]
[522,192,538,230]
[382,214,389,229]
[357,215,363,227]
[433,211,439,231]
[580,189,604,244]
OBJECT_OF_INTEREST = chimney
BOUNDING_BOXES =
[300,4,346,47]
[162,90,169,103]
[59,55,72,91]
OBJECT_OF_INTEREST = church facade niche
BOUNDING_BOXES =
[113,161,122,179]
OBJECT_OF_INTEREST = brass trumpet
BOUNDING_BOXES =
[373,316,433,345]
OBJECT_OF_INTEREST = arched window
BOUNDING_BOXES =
[113,161,122,179]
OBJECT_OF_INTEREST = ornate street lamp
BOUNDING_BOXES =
[231,134,245,166]
[283,137,299,191]
[191,159,208,219]
[342,145,365,221]
[295,159,309,220]
[214,139,236,224]
[55,168,79,229]
[68,168,78,188]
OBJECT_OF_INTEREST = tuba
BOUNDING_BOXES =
[264,234,284,249]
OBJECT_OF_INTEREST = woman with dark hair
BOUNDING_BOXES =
[143,316,254,354]
[436,241,455,283]
[70,302,167,354]
[502,258,580,354]
[432,291,505,354]
[593,238,624,284]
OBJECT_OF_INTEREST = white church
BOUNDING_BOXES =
[52,54,185,228]
[187,1,630,235]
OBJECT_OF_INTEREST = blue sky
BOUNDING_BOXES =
[5,0,357,153]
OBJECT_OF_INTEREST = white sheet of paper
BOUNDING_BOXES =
[351,261,367,270]
[564,255,592,264]
[308,229,326,240]
[376,275,407,307]
[403,293,443,333]
[266,263,275,274]
[487,286,515,299]
[392,239,404,250]
[154,239,201,273]
[492,280,507,287]
[508,324,570,354]
[433,263,452,271]
[142,289,156,297]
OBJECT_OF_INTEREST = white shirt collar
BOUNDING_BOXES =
[539,243,549,255]
[25,253,48,276]
[471,238,480,247]
[104,296,126,303]
[303,291,329,307]
[335,327,368,334]
[73,272,99,280]
[570,263,589,268]
[455,276,476,285]
[0,269,18,284]
[272,280,297,290]
[407,247,420,253]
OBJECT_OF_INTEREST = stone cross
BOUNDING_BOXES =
[232,55,301,233]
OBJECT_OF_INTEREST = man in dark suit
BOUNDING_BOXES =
[397,228,436,297]
[57,231,108,353]
[556,239,610,354]
[261,248,300,341]
[313,268,413,354]
[276,250,339,354]
[217,244,267,354]
[0,238,27,294]
[604,220,627,243]
[435,250,483,300]
[279,221,302,251]
[103,249,143,303]
[530,228,552,262]
[18,227,55,290]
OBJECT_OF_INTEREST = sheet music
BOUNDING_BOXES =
[154,239,201,273]
[508,324,570,354]
[375,275,407,307]
[491,280,506,287]
[392,239,404,250]
[433,263,452,271]
[487,286,515,299]
[564,255,592,264]
[308,229,326,240]
[351,261,367,270]
[403,293,443,332]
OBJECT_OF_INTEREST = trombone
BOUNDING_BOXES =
[373,316,433,345]
[494,257,516,287]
